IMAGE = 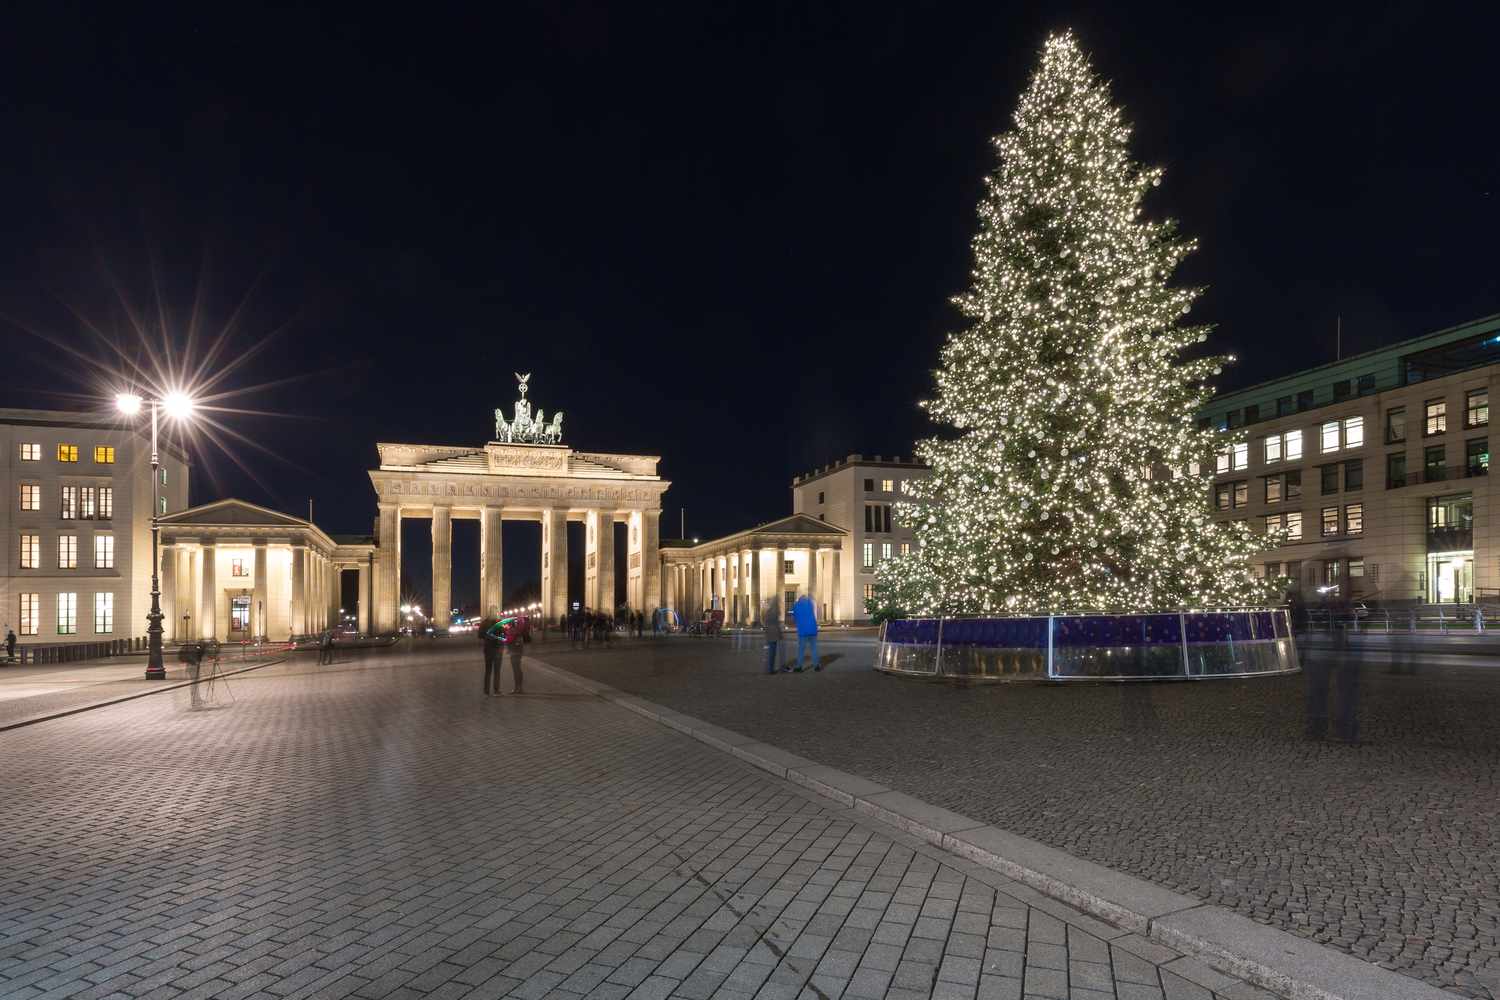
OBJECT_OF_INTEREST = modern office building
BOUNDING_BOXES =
[1203,313,1499,605]
[1,408,190,647]
[791,453,929,621]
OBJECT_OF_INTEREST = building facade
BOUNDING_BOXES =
[1204,313,1499,605]
[660,515,846,625]
[157,500,375,642]
[791,454,929,621]
[1,408,190,647]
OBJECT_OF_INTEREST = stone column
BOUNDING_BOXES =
[597,512,615,613]
[200,543,217,639]
[431,506,452,632]
[329,561,340,630]
[357,561,370,633]
[750,548,763,626]
[184,547,198,640]
[375,504,400,633]
[253,541,269,639]
[806,546,819,621]
[309,551,320,632]
[774,547,787,623]
[542,509,568,623]
[829,549,841,624]
[481,506,503,617]
[160,543,177,640]
[291,544,306,635]
[642,510,661,613]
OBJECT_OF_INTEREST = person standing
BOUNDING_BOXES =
[318,629,334,665]
[507,616,528,694]
[481,616,502,696]
[763,599,783,674]
[788,593,820,672]
[4,627,16,663]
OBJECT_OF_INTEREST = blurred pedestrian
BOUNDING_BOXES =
[788,593,820,672]
[4,627,15,662]
[1305,595,1361,743]
[763,598,783,674]
[508,616,529,694]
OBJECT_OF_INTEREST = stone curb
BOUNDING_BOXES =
[0,658,287,733]
[531,656,1452,1000]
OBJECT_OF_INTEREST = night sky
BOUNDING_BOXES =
[3,4,1497,610]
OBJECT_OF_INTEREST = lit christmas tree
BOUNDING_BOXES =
[877,32,1274,616]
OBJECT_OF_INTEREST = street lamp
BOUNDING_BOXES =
[117,391,195,680]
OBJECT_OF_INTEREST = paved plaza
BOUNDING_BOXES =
[0,642,1273,1000]
[545,634,1500,999]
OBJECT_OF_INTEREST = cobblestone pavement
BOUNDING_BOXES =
[546,636,1500,999]
[0,644,1273,1000]
[0,654,280,730]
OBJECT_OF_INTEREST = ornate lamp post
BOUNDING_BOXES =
[117,391,195,680]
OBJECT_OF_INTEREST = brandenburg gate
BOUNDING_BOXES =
[367,375,669,630]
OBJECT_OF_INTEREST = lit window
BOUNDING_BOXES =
[1231,442,1248,470]
[80,486,97,519]
[1343,416,1363,449]
[1324,559,1342,586]
[94,534,114,569]
[1264,562,1281,578]
[1232,481,1247,508]
[881,542,892,560]
[19,443,40,461]
[94,592,113,634]
[231,557,249,578]
[1349,557,1365,578]
[1187,460,1201,477]
[60,486,77,520]
[880,478,894,492]
[159,468,168,486]
[1425,399,1447,435]
[1284,429,1303,461]
[783,559,794,574]
[19,593,40,635]
[863,583,876,602]
[1467,389,1489,428]
[899,542,910,556]
[1214,484,1231,511]
[1345,503,1363,536]
[1286,511,1303,541]
[1321,507,1339,537]
[862,542,874,569]
[1467,437,1489,475]
[1263,513,1283,535]
[58,534,78,569]
[158,496,167,515]
[93,445,115,464]
[1216,449,1230,475]
[1263,435,1281,464]
[98,487,113,519]
[19,534,39,569]
[56,593,77,635]
[19,484,40,511]
[1320,421,1340,453]
[1263,476,1282,503]
[57,444,78,462]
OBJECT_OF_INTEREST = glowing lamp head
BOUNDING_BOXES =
[163,392,195,420]
[115,393,143,415]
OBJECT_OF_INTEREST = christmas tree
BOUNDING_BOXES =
[877,32,1274,616]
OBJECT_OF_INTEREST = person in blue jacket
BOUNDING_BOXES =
[787,593,821,673]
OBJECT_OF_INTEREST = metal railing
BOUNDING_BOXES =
[1387,464,1488,489]
[4,636,151,665]
[1304,604,1500,633]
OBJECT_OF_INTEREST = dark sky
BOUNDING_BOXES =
[3,3,1497,608]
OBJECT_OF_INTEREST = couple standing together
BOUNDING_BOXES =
[763,594,820,674]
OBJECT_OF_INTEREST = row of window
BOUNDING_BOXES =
[1389,438,1489,486]
[18,484,117,519]
[18,443,116,464]
[18,533,114,570]
[1208,378,1489,434]
[861,540,910,570]
[1264,557,1366,587]
[1260,503,1363,542]
[15,592,114,635]
[812,477,904,506]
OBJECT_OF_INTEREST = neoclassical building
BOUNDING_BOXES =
[661,515,846,625]
[158,499,375,641]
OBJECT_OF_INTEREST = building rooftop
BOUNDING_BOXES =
[0,407,193,463]
[792,453,929,487]
[1200,312,1500,429]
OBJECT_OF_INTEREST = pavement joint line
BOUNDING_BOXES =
[0,657,287,733]
[530,652,1456,1000]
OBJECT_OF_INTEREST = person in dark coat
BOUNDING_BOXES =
[762,599,783,674]
[4,628,16,662]
[481,616,502,696]
[507,617,528,694]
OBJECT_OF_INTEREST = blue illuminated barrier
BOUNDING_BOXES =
[876,609,1298,681]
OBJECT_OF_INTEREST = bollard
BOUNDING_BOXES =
[1477,608,1485,632]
